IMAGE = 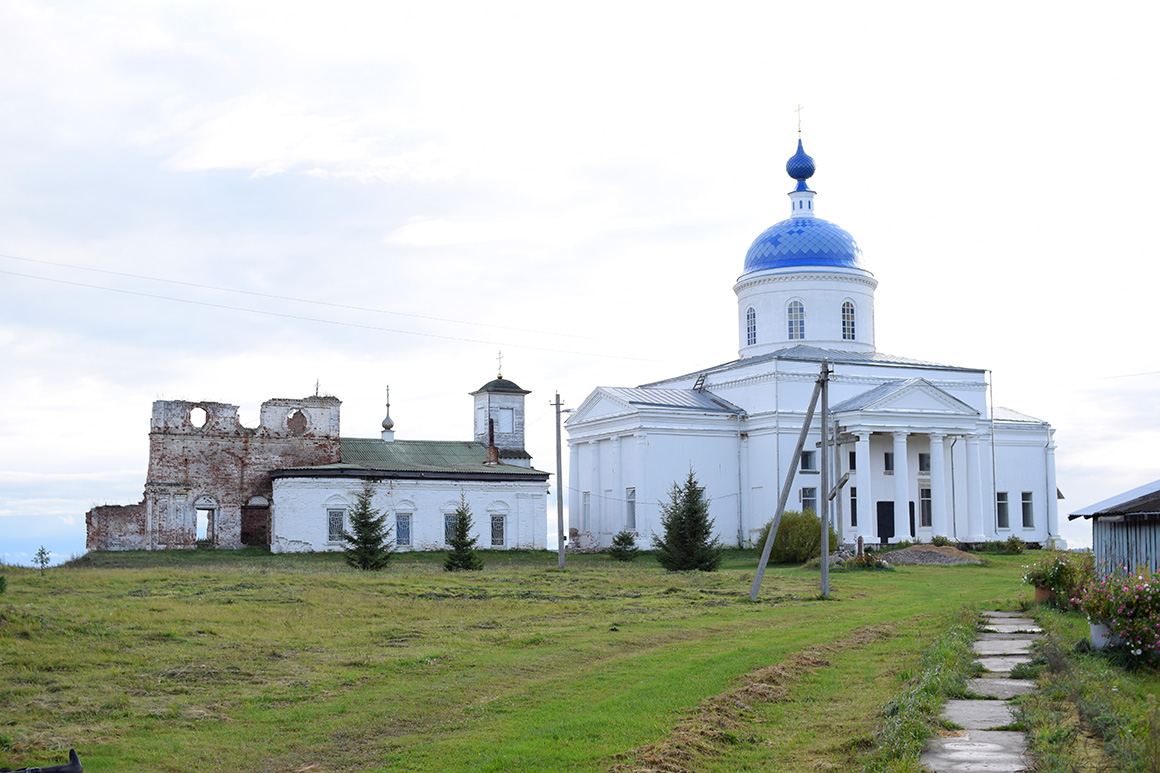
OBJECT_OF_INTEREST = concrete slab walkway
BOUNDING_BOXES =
[920,611,1039,772]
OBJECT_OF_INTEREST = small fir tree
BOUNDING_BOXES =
[652,470,724,571]
[608,530,639,562]
[341,480,393,571]
[444,495,484,571]
[33,546,51,575]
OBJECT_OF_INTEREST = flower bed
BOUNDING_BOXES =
[1076,568,1160,660]
[1022,551,1093,608]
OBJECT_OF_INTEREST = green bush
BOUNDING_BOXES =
[754,510,838,565]
[1005,535,1026,554]
[607,531,639,562]
[1022,551,1093,605]
[652,470,723,572]
[931,535,952,547]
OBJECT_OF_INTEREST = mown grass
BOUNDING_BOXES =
[1016,604,1160,772]
[2,548,1035,771]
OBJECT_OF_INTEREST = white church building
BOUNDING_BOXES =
[566,140,1063,550]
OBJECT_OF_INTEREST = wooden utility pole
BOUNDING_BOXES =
[553,392,566,570]
[819,361,831,598]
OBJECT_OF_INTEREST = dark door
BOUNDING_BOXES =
[908,501,916,540]
[876,502,894,545]
[241,506,271,547]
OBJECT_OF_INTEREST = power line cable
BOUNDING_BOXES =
[0,252,602,341]
[0,267,665,364]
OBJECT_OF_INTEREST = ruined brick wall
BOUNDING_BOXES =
[85,502,147,550]
[86,396,342,551]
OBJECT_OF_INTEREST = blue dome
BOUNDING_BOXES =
[786,139,815,181]
[743,216,864,273]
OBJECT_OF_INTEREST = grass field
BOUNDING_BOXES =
[1,548,1036,772]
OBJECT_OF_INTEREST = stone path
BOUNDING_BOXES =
[920,611,1039,772]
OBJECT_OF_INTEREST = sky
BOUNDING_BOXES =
[2,1,1158,564]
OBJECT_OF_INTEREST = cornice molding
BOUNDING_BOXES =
[734,271,879,294]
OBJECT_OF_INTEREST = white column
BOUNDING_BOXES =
[612,435,623,531]
[855,432,873,541]
[739,430,750,545]
[568,440,580,537]
[1045,435,1062,548]
[929,432,948,539]
[593,439,604,541]
[892,431,910,542]
[636,434,648,535]
[965,434,985,542]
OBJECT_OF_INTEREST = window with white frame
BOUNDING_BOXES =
[800,450,818,472]
[746,307,757,346]
[996,492,1010,529]
[848,450,856,471]
[850,486,858,527]
[327,508,346,542]
[476,407,486,434]
[445,513,457,544]
[787,300,805,340]
[625,487,636,530]
[395,513,412,547]
[920,488,932,528]
[582,492,591,531]
[884,452,894,474]
[801,487,818,514]
[841,301,855,340]
[918,453,931,475]
[498,408,514,434]
[1022,492,1034,528]
[491,515,505,546]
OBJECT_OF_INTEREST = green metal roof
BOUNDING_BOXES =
[271,438,548,481]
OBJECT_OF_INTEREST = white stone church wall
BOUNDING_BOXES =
[270,477,547,553]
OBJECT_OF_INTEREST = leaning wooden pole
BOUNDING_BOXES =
[749,373,824,601]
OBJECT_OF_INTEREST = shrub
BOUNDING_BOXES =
[33,547,50,574]
[1077,568,1160,661]
[1023,551,1093,605]
[0,575,6,595]
[652,470,723,572]
[607,531,639,562]
[342,479,393,571]
[839,552,891,570]
[755,510,838,565]
[1005,535,1026,554]
[931,535,952,547]
[444,496,484,571]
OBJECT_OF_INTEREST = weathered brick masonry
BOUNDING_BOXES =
[87,396,341,550]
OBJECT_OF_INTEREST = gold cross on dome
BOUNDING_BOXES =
[795,104,804,136]
[497,350,503,379]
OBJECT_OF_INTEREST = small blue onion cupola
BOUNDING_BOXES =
[741,139,865,274]
[785,139,816,191]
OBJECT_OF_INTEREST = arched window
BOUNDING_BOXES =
[842,301,856,340]
[746,307,757,346]
[787,300,805,340]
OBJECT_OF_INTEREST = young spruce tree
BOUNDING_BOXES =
[342,479,393,571]
[444,495,484,571]
[652,469,724,571]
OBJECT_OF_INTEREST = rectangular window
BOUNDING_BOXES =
[884,452,894,474]
[848,451,857,471]
[850,486,857,527]
[1022,492,1034,528]
[327,508,345,542]
[801,487,818,514]
[582,492,591,531]
[445,514,456,544]
[918,453,931,474]
[498,407,514,434]
[920,488,932,528]
[491,515,505,547]
[625,487,636,530]
[996,492,1009,529]
[800,450,817,472]
[476,407,486,434]
[396,513,412,547]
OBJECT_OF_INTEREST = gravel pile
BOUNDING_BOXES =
[879,546,981,565]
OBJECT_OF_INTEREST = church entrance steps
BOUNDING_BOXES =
[920,610,1039,772]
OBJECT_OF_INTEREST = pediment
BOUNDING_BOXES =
[567,389,636,425]
[834,378,978,418]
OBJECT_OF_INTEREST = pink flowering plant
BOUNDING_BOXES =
[1076,567,1160,661]
[1022,551,1092,605]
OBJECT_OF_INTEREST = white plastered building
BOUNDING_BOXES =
[566,140,1063,550]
